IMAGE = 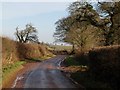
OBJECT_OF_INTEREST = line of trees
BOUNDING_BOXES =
[54,1,120,52]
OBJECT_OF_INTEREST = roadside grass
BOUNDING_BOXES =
[2,55,54,88]
[21,54,55,62]
[40,54,56,60]
[24,58,42,62]
[65,56,112,89]
[2,61,26,87]
[65,56,80,66]
[1,36,55,88]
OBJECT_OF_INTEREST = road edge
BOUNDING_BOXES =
[59,56,85,89]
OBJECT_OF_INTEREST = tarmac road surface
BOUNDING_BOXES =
[23,55,76,88]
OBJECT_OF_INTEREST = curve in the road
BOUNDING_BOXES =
[24,55,76,88]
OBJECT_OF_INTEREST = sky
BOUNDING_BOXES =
[1,2,70,43]
[0,0,116,43]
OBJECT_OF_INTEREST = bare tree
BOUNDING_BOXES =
[15,24,39,43]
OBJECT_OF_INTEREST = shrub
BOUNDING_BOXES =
[89,45,120,89]
[2,37,19,65]
[2,37,52,66]
[75,52,89,66]
[16,43,42,59]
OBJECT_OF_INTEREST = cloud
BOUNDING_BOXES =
[2,2,69,20]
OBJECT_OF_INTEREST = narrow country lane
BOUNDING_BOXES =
[15,55,77,88]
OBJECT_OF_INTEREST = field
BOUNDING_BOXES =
[49,45,72,51]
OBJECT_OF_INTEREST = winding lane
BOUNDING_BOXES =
[24,55,76,88]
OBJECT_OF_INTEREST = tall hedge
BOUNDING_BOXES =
[89,45,120,88]
[2,37,52,66]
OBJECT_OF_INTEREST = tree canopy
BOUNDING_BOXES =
[54,1,120,51]
[15,24,39,43]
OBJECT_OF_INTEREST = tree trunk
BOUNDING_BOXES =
[70,44,75,54]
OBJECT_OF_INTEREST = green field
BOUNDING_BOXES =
[49,45,73,51]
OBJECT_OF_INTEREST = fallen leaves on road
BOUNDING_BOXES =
[60,65,89,73]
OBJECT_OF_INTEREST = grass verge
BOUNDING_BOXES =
[2,55,54,88]
[64,56,80,66]
[2,61,26,88]
[40,54,56,60]
[65,56,113,89]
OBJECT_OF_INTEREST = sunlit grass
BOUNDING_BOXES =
[3,61,26,79]
[2,61,26,87]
